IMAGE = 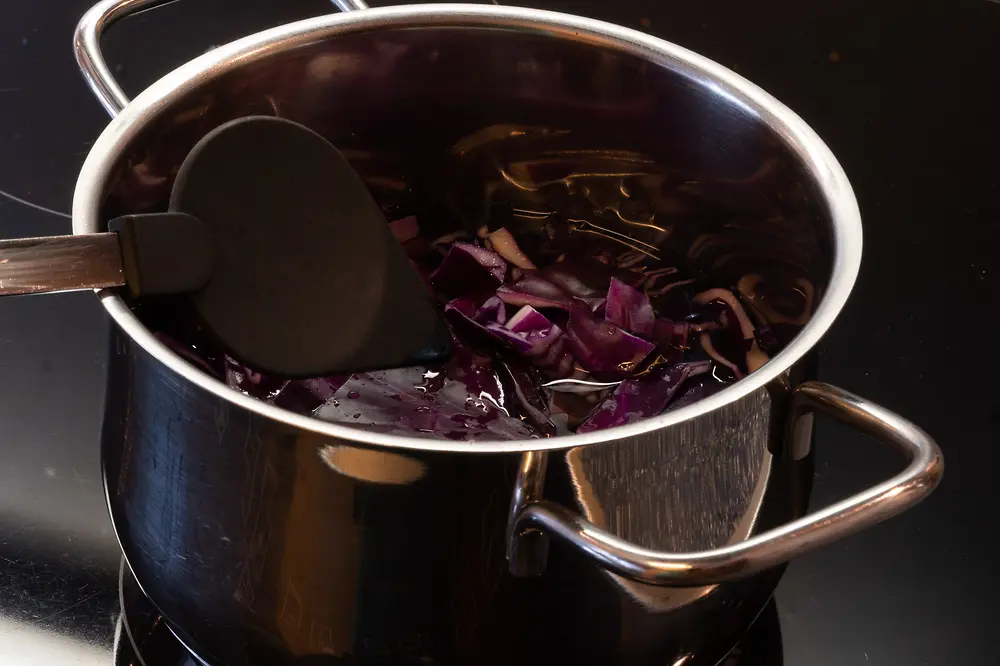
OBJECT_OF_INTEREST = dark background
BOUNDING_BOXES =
[0,0,997,663]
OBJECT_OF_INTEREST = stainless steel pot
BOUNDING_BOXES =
[67,1,943,664]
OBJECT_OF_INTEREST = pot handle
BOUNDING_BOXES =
[510,381,943,586]
[74,0,370,118]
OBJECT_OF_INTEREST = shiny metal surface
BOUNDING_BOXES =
[75,0,161,116]
[58,0,938,664]
[76,0,363,117]
[72,1,863,454]
[331,0,369,12]
[512,382,943,585]
[102,335,804,665]
[0,233,124,295]
[506,451,551,577]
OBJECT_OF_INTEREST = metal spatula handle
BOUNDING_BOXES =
[0,213,211,297]
[0,233,124,295]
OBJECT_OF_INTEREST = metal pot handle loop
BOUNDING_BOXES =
[74,0,369,118]
[510,381,943,586]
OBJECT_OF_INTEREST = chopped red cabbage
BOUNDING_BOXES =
[497,360,557,435]
[496,272,574,310]
[664,376,729,413]
[506,304,554,335]
[430,242,507,300]
[604,277,655,337]
[577,360,711,432]
[565,302,655,378]
[446,299,564,361]
[537,335,576,377]
[502,306,571,376]
[148,205,806,440]
[539,257,630,300]
[651,318,690,349]
[482,322,539,355]
[445,298,531,353]
[480,296,508,326]
[313,344,537,441]
[446,295,506,326]
[273,376,351,413]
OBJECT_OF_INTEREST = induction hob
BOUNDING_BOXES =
[1,0,997,664]
[113,561,783,666]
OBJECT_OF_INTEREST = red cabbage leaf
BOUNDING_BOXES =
[577,360,711,432]
[604,277,655,337]
[565,302,655,378]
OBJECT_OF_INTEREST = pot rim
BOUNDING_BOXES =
[73,3,862,454]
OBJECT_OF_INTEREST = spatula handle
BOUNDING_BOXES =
[0,233,125,296]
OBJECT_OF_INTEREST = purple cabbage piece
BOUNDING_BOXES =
[482,323,536,354]
[156,332,349,410]
[496,286,566,311]
[664,376,730,413]
[539,257,626,300]
[430,242,507,300]
[446,299,527,354]
[496,304,573,376]
[313,344,538,441]
[578,360,711,432]
[273,376,352,413]
[506,304,554,335]
[480,296,507,326]
[446,300,564,360]
[498,307,565,360]
[604,277,655,337]
[651,318,689,347]
[565,303,655,377]
[448,298,573,377]
[497,360,556,435]
[496,272,573,310]
[447,295,506,326]
[537,335,576,377]
[501,306,568,372]
[650,318,690,363]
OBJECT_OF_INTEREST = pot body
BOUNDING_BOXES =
[72,5,939,666]
[104,330,812,666]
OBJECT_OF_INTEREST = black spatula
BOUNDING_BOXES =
[0,116,452,377]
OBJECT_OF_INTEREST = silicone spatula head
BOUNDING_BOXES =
[167,116,451,377]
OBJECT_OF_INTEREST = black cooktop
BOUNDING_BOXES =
[115,558,785,665]
[115,560,784,665]
[1,0,997,664]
